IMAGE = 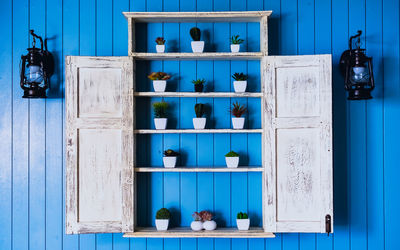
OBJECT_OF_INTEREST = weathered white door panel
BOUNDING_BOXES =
[263,55,333,233]
[66,56,135,234]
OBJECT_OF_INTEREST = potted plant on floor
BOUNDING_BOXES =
[155,37,166,53]
[190,27,204,53]
[200,211,217,231]
[155,208,171,231]
[153,101,168,129]
[148,72,171,92]
[230,35,244,53]
[236,212,250,231]
[225,151,239,168]
[163,149,179,168]
[232,72,248,93]
[230,102,246,129]
[191,212,203,231]
[192,78,206,92]
[193,103,206,129]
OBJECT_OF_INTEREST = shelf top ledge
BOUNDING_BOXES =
[123,11,272,23]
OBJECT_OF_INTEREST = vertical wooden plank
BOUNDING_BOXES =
[383,0,400,250]
[0,0,13,249]
[280,0,298,55]
[12,0,29,249]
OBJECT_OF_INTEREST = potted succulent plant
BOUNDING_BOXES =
[193,103,206,130]
[232,72,248,93]
[148,72,171,92]
[230,35,244,53]
[153,101,168,129]
[200,211,217,231]
[230,102,246,129]
[192,78,206,92]
[191,212,203,231]
[155,208,171,231]
[225,151,239,168]
[236,212,250,230]
[163,149,179,168]
[190,27,204,53]
[155,37,166,53]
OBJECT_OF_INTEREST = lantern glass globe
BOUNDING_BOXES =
[25,65,43,83]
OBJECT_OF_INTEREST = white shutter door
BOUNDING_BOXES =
[263,55,333,233]
[65,56,135,234]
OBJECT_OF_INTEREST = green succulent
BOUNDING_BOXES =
[231,35,244,45]
[237,212,248,219]
[190,27,201,41]
[225,151,239,157]
[194,103,205,118]
[153,101,168,118]
[156,208,171,219]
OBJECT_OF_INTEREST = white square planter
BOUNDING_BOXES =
[156,45,165,53]
[225,156,239,168]
[233,81,247,93]
[155,219,169,231]
[153,80,167,92]
[154,118,167,130]
[193,118,206,129]
[163,156,177,168]
[236,219,250,231]
[231,44,240,53]
[191,41,205,53]
[232,117,245,129]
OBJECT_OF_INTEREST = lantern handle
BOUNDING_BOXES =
[30,30,44,51]
[349,30,362,51]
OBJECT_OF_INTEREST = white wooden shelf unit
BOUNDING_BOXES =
[65,11,333,239]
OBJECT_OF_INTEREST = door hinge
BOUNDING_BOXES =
[325,214,332,236]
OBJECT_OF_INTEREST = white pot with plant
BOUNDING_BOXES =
[225,151,239,168]
[190,27,204,53]
[153,101,168,130]
[230,101,246,129]
[155,208,171,231]
[191,212,203,231]
[155,37,166,53]
[193,103,206,130]
[232,72,248,93]
[163,149,179,168]
[200,211,217,231]
[230,35,244,53]
[236,212,250,231]
[148,72,171,92]
[192,78,206,92]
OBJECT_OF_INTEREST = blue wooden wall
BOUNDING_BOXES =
[0,0,398,249]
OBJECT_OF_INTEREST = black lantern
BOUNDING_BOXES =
[340,30,374,100]
[20,30,54,98]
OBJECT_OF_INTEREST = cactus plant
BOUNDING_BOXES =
[230,102,247,118]
[153,101,168,118]
[232,72,248,81]
[156,208,171,219]
[190,27,201,41]
[155,37,166,45]
[237,212,248,219]
[230,35,244,44]
[194,103,205,118]
[163,149,180,157]
[148,72,171,80]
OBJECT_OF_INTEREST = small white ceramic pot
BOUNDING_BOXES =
[193,118,206,129]
[154,118,167,130]
[191,41,205,53]
[203,220,217,231]
[232,117,245,129]
[233,81,247,93]
[231,44,240,53]
[156,45,165,53]
[191,221,203,231]
[236,219,250,231]
[163,156,177,168]
[153,80,167,92]
[225,156,239,168]
[155,219,169,231]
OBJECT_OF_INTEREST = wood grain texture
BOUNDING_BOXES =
[134,92,263,97]
[130,52,264,60]
[135,129,263,134]
[134,167,264,172]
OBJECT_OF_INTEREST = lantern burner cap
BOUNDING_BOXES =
[347,88,372,100]
[23,88,47,98]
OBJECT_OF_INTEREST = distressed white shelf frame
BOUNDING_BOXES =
[135,167,264,172]
[135,129,262,134]
[134,92,263,97]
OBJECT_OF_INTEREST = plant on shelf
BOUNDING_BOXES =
[155,37,166,53]
[192,78,206,92]
[236,212,250,231]
[190,211,217,231]
[191,212,203,231]
[155,208,171,231]
[153,101,168,130]
[163,149,180,168]
[193,103,206,130]
[232,72,248,93]
[190,27,204,53]
[230,102,247,129]
[148,72,171,92]
[225,151,240,168]
[230,35,244,53]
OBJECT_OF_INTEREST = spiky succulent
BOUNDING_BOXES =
[237,212,248,219]
[192,78,206,85]
[232,72,248,81]
[230,35,244,45]
[148,72,171,80]
[230,102,247,118]
[155,37,166,45]
[153,101,168,118]
[190,27,201,41]
[156,208,171,219]
[194,103,205,118]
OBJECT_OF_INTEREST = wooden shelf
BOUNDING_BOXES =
[130,52,263,60]
[123,11,272,23]
[135,167,264,172]
[135,129,262,134]
[123,227,275,238]
[134,92,263,98]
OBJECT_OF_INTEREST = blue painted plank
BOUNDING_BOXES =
[80,0,96,56]
[298,0,315,54]
[280,0,297,55]
[264,0,281,55]
[96,0,113,56]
